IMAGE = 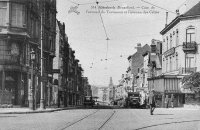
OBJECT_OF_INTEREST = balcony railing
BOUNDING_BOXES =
[179,67,197,74]
[183,42,197,53]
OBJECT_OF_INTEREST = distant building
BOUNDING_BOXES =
[98,87,109,103]
[91,86,99,97]
[130,43,151,92]
[108,77,115,103]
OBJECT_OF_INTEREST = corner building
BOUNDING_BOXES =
[149,2,200,107]
[0,0,56,107]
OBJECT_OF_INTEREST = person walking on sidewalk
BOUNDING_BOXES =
[171,94,174,108]
[149,90,156,115]
[165,95,169,108]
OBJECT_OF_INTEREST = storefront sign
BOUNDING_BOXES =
[164,47,175,57]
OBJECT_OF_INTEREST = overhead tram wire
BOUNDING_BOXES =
[89,54,130,68]
[177,0,188,9]
[95,0,110,68]
[141,0,176,14]
[96,1,109,39]
[67,0,113,66]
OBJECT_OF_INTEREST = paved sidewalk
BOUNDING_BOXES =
[0,106,82,114]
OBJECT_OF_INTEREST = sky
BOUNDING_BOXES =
[57,0,199,87]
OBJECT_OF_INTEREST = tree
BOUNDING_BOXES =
[182,72,200,92]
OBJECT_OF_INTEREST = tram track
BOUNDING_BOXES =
[58,109,116,130]
[59,109,100,130]
[97,110,116,130]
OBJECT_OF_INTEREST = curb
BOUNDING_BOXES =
[0,106,83,114]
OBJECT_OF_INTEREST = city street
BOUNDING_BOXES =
[0,108,200,130]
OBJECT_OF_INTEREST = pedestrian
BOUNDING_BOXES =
[171,94,174,108]
[165,95,169,108]
[148,90,156,115]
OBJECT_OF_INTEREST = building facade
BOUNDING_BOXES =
[130,43,150,92]
[0,0,56,108]
[149,2,200,107]
[53,20,86,107]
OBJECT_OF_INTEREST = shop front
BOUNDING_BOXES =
[148,75,185,108]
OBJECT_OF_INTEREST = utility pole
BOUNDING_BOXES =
[40,1,45,109]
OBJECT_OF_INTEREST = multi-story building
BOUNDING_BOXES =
[0,0,56,108]
[149,2,200,107]
[146,39,163,107]
[54,20,85,107]
[53,20,66,107]
[130,43,150,92]
[77,64,83,105]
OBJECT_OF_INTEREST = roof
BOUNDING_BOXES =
[160,2,200,35]
[183,2,200,17]
[132,44,151,59]
[131,44,150,74]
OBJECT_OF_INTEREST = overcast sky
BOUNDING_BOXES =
[57,0,199,87]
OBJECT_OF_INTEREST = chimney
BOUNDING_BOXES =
[151,39,157,54]
[109,77,113,86]
[165,12,168,27]
[176,9,180,16]
[136,43,142,52]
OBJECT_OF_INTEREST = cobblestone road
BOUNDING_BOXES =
[0,108,200,130]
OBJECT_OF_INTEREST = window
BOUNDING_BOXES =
[170,57,172,71]
[170,34,172,49]
[11,3,25,27]
[166,36,168,50]
[186,27,195,43]
[0,2,7,26]
[162,59,165,72]
[186,56,194,68]
[176,29,179,46]
[176,53,178,70]
[0,40,10,63]
[166,58,168,72]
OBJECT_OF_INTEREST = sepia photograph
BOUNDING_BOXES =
[0,0,200,129]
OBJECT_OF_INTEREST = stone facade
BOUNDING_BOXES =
[0,0,56,108]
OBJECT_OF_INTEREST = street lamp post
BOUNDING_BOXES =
[30,49,36,110]
[40,3,45,109]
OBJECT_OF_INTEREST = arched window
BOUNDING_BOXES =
[186,26,195,43]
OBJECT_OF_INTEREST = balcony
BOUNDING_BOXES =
[183,42,197,53]
[179,67,197,74]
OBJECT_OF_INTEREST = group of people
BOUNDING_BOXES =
[148,90,174,115]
